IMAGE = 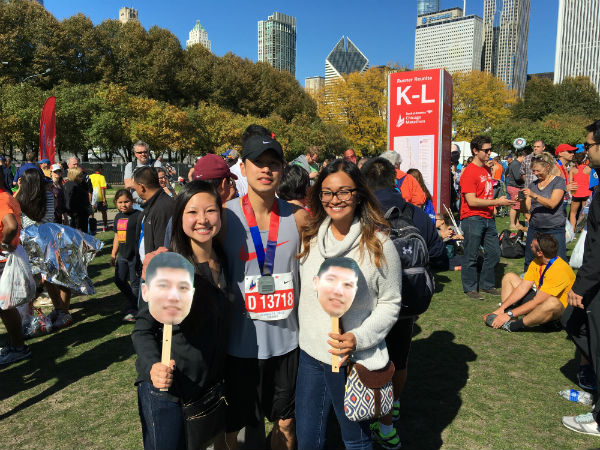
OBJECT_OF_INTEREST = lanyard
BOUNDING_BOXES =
[557,160,568,180]
[241,195,280,276]
[538,257,557,288]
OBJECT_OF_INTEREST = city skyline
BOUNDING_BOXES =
[43,0,559,87]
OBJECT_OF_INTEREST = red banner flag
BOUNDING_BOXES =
[39,96,56,164]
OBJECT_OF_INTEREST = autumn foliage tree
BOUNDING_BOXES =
[452,71,516,141]
[316,68,388,155]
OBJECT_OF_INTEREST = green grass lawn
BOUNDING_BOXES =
[0,219,596,449]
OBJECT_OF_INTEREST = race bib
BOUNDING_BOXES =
[244,272,294,321]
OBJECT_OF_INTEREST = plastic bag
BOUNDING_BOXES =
[565,221,575,244]
[570,228,587,269]
[0,245,36,310]
[17,301,53,339]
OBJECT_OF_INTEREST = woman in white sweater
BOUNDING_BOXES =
[296,159,402,450]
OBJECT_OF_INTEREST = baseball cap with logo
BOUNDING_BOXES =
[242,135,284,162]
[193,154,238,181]
[555,143,577,155]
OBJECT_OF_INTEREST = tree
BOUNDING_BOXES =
[554,76,600,118]
[512,77,556,121]
[452,71,516,141]
[316,68,387,154]
[0,83,46,157]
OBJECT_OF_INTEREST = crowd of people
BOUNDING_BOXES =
[2,120,600,448]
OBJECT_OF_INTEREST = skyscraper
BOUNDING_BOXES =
[417,0,440,16]
[415,8,483,74]
[482,0,530,96]
[119,6,138,24]
[186,20,211,51]
[258,12,296,76]
[325,36,369,83]
[554,0,600,93]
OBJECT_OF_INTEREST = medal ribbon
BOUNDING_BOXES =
[538,257,557,288]
[241,195,280,276]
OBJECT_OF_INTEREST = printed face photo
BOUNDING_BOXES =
[313,262,359,318]
[142,267,194,325]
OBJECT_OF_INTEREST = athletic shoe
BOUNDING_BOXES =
[578,365,598,391]
[562,412,600,435]
[465,291,483,300]
[485,314,514,332]
[392,402,401,423]
[53,311,73,330]
[480,288,501,296]
[370,422,402,449]
[0,345,31,366]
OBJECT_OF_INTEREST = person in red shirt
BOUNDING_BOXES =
[459,136,517,300]
[380,151,427,207]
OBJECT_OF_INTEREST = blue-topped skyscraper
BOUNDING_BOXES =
[417,0,440,15]
[258,12,296,76]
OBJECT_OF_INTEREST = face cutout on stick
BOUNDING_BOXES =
[313,257,359,318]
[142,252,195,325]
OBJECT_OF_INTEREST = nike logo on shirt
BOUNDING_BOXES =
[239,241,290,261]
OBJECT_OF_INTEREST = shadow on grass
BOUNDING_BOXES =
[0,294,134,419]
[398,330,477,450]
[433,273,451,293]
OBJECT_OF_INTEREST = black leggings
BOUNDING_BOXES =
[114,258,140,312]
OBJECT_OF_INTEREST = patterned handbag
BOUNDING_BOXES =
[344,360,395,422]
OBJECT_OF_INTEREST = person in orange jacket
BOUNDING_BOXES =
[379,151,426,207]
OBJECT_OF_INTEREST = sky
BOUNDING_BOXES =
[45,0,558,86]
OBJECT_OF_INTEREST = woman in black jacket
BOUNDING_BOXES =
[63,167,90,232]
[132,181,231,450]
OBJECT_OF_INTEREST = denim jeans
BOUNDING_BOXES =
[295,350,372,450]
[523,225,567,272]
[114,258,140,312]
[137,381,185,450]
[461,216,501,292]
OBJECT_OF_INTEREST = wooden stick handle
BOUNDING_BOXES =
[331,317,340,373]
[160,324,173,392]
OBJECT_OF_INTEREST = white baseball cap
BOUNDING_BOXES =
[51,163,62,172]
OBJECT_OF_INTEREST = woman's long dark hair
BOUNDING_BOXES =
[407,168,433,202]
[298,159,389,268]
[169,180,224,270]
[16,168,47,222]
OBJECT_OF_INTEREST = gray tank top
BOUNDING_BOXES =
[223,197,299,359]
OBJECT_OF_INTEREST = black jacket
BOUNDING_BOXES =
[374,188,447,266]
[573,188,600,301]
[132,264,231,402]
[63,180,90,216]
[136,189,174,258]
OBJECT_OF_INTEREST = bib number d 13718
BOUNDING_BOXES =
[244,272,294,321]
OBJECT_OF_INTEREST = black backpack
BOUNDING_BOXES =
[499,229,526,258]
[384,203,435,317]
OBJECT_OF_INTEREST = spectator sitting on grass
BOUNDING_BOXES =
[483,233,575,332]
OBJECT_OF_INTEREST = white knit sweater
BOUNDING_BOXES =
[298,217,402,370]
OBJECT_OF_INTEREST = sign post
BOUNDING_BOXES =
[387,69,452,212]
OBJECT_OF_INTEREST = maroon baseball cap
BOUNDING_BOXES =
[555,143,577,155]
[193,154,238,181]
